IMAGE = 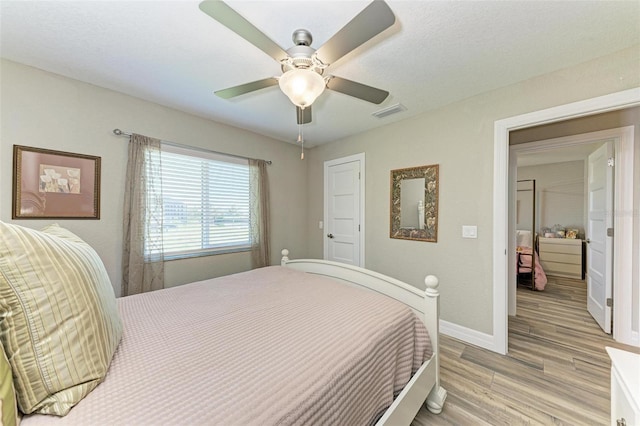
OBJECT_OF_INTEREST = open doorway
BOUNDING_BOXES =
[492,92,639,355]
[506,119,637,350]
[510,135,613,341]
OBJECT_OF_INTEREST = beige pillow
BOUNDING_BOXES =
[0,343,17,426]
[0,222,122,416]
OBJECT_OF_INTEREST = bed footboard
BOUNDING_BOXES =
[280,249,446,424]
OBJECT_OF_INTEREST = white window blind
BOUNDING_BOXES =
[149,144,251,259]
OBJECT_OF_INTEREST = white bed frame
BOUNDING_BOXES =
[280,249,447,425]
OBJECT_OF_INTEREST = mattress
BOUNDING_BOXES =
[21,266,431,425]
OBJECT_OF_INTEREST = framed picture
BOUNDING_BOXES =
[12,145,101,219]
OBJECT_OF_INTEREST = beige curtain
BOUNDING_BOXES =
[122,133,164,296]
[249,159,270,268]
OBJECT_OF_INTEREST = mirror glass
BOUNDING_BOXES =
[400,178,425,229]
[390,164,439,242]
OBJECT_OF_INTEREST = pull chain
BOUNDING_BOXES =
[297,108,305,160]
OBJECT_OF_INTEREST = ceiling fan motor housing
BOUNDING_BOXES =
[292,29,313,46]
[281,29,325,75]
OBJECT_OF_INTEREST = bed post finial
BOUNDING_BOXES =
[281,249,290,265]
[424,275,439,297]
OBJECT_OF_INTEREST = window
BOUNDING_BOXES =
[149,144,251,259]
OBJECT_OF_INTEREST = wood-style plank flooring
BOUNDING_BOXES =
[412,276,639,425]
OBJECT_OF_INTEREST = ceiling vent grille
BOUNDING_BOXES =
[372,103,406,119]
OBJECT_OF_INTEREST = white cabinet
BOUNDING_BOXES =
[607,347,640,426]
[538,237,583,279]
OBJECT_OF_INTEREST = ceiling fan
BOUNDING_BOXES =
[199,0,396,125]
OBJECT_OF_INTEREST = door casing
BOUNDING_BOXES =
[508,128,635,347]
[493,88,640,355]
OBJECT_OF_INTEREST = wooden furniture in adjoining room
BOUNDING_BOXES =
[538,237,583,279]
[607,347,640,426]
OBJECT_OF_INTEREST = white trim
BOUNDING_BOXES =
[509,130,617,152]
[439,320,496,352]
[493,119,510,354]
[323,153,366,268]
[613,127,637,346]
[493,87,640,355]
[509,127,636,345]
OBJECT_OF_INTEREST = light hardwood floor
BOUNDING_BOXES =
[413,276,640,425]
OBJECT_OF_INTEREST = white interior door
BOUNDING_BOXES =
[586,141,613,334]
[324,155,363,266]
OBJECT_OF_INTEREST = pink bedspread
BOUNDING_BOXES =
[21,266,431,425]
[517,247,547,290]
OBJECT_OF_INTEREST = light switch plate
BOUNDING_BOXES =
[462,225,477,239]
[319,221,324,229]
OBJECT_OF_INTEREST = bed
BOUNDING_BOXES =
[516,179,547,291]
[0,222,446,426]
[516,229,547,291]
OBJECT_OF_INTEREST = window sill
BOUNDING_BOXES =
[162,246,251,262]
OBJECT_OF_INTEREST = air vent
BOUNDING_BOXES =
[371,103,407,119]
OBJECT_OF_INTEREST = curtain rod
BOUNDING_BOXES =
[112,129,272,165]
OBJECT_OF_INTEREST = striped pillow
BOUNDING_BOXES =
[0,222,122,416]
[1,342,17,426]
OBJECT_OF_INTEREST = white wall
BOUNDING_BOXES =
[517,160,586,237]
[306,46,640,336]
[0,59,309,296]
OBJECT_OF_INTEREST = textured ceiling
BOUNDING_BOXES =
[1,1,639,147]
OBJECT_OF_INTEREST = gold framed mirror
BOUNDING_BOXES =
[390,164,439,242]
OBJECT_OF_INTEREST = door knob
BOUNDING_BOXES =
[327,233,334,239]
[585,239,591,244]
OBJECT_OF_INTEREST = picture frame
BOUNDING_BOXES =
[390,164,439,242]
[12,145,101,219]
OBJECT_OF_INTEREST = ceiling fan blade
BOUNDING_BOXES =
[214,77,279,99]
[315,0,395,65]
[199,1,288,62]
[296,106,312,125]
[326,76,389,104]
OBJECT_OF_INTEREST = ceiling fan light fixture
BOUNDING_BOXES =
[278,69,326,108]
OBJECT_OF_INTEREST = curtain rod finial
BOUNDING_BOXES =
[113,129,123,135]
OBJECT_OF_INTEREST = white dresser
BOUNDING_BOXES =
[538,237,583,279]
[607,347,640,426]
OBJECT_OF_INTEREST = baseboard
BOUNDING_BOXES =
[440,320,500,353]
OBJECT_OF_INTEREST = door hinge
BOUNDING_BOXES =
[358,172,361,180]
[358,224,361,232]
[606,298,613,307]
[607,157,615,167]
[607,228,614,237]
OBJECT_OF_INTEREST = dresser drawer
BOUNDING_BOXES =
[539,252,581,265]
[607,347,640,426]
[538,242,582,256]
[539,261,581,278]
[612,367,637,426]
